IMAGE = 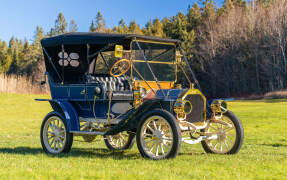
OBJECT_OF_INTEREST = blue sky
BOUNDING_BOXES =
[0,0,223,43]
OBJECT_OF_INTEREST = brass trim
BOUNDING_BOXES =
[132,60,176,65]
[178,63,193,88]
[132,39,176,46]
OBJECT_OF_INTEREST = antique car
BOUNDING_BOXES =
[36,32,244,159]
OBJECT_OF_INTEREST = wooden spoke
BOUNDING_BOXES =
[153,121,158,130]
[160,144,165,155]
[146,124,155,133]
[156,145,159,156]
[224,141,229,149]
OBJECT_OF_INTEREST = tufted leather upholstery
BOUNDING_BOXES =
[94,76,132,91]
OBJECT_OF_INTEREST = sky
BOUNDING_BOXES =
[0,0,222,43]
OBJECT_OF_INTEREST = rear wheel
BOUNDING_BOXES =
[201,110,244,154]
[104,131,135,150]
[40,112,73,155]
[136,109,181,160]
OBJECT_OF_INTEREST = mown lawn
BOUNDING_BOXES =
[0,93,286,179]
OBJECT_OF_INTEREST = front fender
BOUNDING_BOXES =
[35,99,80,131]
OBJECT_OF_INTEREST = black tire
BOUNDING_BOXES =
[40,112,73,155]
[136,109,181,160]
[104,132,136,150]
[201,110,244,154]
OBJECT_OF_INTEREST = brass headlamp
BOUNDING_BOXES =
[174,100,192,120]
[210,100,227,114]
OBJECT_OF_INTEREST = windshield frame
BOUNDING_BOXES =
[130,39,177,83]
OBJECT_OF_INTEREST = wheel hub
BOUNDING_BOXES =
[54,129,60,138]
[216,129,227,142]
[153,130,164,144]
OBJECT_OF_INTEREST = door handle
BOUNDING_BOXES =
[81,89,86,94]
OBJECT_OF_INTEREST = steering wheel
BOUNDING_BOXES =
[110,59,131,77]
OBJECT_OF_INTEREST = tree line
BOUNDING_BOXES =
[1,0,287,97]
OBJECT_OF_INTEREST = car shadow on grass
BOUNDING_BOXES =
[259,143,287,147]
[179,152,206,156]
[0,147,139,159]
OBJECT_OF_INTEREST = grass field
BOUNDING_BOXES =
[0,93,286,179]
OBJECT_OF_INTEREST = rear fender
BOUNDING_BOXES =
[35,99,80,131]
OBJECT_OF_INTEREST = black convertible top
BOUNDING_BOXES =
[41,32,181,47]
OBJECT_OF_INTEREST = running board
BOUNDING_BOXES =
[70,131,105,136]
[182,135,218,144]
[79,117,120,125]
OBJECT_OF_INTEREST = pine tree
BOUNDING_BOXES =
[8,47,19,74]
[162,17,173,38]
[69,19,78,32]
[118,18,128,33]
[4,54,12,73]
[152,19,164,37]
[143,20,153,36]
[47,28,56,37]
[23,40,30,54]
[89,20,96,32]
[32,26,44,60]
[8,37,15,52]
[128,21,143,34]
[95,11,106,32]
[33,26,44,48]
[187,3,202,31]
[168,12,188,41]
[0,41,7,72]
[201,0,216,21]
[54,12,67,35]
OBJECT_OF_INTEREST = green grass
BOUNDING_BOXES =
[0,93,287,179]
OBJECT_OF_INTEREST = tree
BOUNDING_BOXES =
[128,21,143,34]
[69,19,78,32]
[95,11,106,32]
[112,18,128,34]
[143,20,153,36]
[47,28,56,37]
[54,12,67,35]
[3,54,12,73]
[8,47,19,74]
[152,18,164,37]
[162,17,173,38]
[169,12,188,41]
[201,0,216,21]
[32,26,44,59]
[0,41,7,72]
[118,18,128,33]
[33,26,44,48]
[89,20,96,32]
[187,3,202,31]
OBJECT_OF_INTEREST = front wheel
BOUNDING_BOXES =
[201,110,244,154]
[40,112,73,155]
[136,109,181,160]
[104,131,135,150]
